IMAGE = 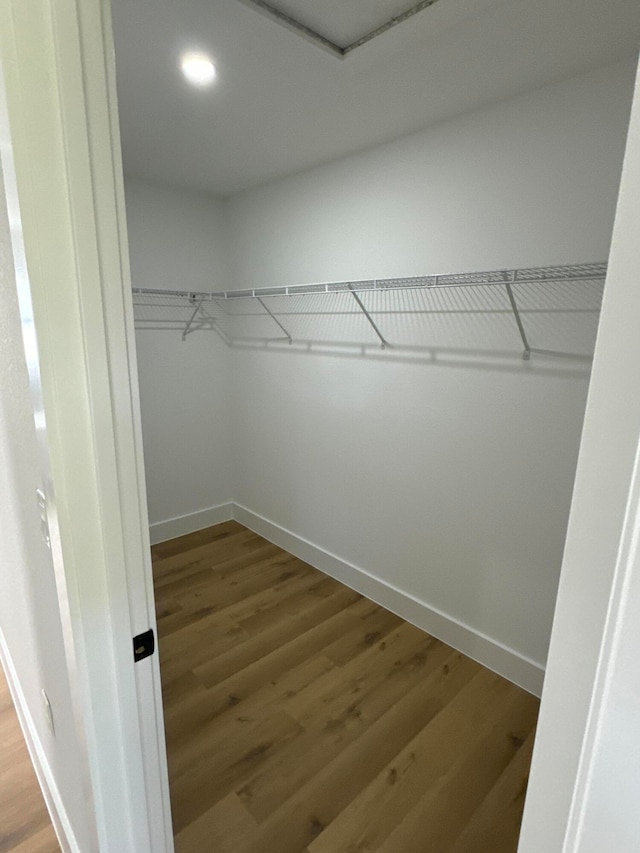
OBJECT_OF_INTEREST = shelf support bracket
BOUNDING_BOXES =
[197,302,233,347]
[257,297,292,344]
[182,296,204,341]
[348,285,388,349]
[504,281,531,360]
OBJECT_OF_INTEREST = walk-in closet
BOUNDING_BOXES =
[110,1,640,850]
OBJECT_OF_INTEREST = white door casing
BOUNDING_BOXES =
[518,55,640,853]
[0,54,101,853]
[0,1,173,851]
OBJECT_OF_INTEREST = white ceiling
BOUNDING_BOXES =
[111,0,640,197]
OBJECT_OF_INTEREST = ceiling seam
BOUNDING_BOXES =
[235,0,344,57]
[236,0,444,58]
[344,0,443,54]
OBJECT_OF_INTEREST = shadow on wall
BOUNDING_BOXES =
[229,339,593,380]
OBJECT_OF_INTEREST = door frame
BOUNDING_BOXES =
[518,57,640,852]
[0,1,173,851]
[3,1,640,851]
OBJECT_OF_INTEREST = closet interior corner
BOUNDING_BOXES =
[111,1,640,850]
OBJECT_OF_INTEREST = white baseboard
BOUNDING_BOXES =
[147,501,545,695]
[232,504,545,696]
[148,502,234,545]
[0,627,79,853]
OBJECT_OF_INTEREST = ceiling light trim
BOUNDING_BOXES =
[236,0,443,58]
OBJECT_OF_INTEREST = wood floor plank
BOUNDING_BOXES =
[236,643,462,823]
[164,654,336,749]
[231,654,480,853]
[177,598,375,733]
[168,556,311,623]
[152,520,242,562]
[158,618,250,687]
[155,541,284,600]
[307,668,524,853]
[6,826,60,853]
[160,670,205,709]
[173,552,305,606]
[156,546,296,604]
[155,522,540,853]
[156,555,308,639]
[174,793,257,853]
[154,527,266,579]
[193,585,362,688]
[154,596,182,621]
[0,669,59,853]
[159,615,246,662]
[449,729,536,853]
[237,576,338,635]
[177,558,316,626]
[321,605,402,666]
[170,697,305,780]
[373,693,538,853]
[169,709,302,832]
[285,621,438,726]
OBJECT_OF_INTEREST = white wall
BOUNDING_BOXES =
[228,59,634,285]
[0,168,93,850]
[224,59,636,676]
[125,178,233,533]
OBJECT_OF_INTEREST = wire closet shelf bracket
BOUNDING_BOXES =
[131,261,607,360]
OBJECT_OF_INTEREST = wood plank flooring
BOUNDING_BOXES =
[153,521,539,853]
[0,667,59,853]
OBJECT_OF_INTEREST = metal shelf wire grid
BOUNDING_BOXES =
[131,261,607,359]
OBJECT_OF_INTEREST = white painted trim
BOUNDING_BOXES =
[0,628,79,853]
[518,57,640,853]
[149,503,234,545]
[0,2,174,850]
[232,503,544,696]
[567,439,640,849]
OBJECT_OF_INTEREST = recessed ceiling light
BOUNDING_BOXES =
[180,51,217,88]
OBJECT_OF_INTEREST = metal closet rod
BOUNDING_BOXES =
[131,261,607,358]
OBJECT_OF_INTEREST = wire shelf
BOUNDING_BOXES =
[131,261,607,359]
